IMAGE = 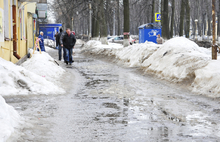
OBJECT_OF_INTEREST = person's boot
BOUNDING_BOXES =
[65,61,68,65]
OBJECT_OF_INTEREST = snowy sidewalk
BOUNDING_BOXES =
[82,37,220,98]
[0,50,66,141]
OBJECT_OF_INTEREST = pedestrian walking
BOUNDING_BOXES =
[156,34,163,44]
[60,28,76,65]
[38,31,46,52]
[55,32,59,49]
[56,28,66,61]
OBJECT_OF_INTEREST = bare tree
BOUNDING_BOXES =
[100,0,108,44]
[161,0,169,39]
[123,0,130,47]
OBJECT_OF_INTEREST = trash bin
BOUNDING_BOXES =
[138,23,162,44]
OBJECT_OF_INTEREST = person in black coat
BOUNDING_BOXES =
[56,28,66,61]
[60,28,76,65]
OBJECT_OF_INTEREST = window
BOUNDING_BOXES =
[22,9,25,39]
[4,0,9,39]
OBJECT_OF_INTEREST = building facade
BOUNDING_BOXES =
[0,0,37,63]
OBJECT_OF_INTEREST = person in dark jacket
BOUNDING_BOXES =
[38,31,46,52]
[60,28,76,65]
[56,28,66,61]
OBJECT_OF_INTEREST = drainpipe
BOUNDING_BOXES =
[12,1,21,60]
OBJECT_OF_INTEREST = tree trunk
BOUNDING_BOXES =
[151,0,155,23]
[162,0,169,39]
[170,0,175,38]
[117,0,121,35]
[93,1,100,39]
[123,0,130,47]
[92,3,96,37]
[207,1,211,36]
[185,0,190,38]
[100,0,108,44]
[179,0,185,36]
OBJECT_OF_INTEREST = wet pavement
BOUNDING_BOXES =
[5,45,220,142]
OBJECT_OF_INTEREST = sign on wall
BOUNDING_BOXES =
[0,8,4,42]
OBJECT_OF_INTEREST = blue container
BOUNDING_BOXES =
[138,23,162,44]
[39,23,62,40]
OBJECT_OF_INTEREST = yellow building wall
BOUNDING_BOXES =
[0,0,14,62]
[27,13,33,49]
[0,1,36,63]
[0,0,5,60]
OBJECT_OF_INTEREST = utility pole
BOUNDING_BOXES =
[89,1,92,40]
[113,3,116,36]
[212,0,218,60]
[72,17,74,31]
[159,0,161,13]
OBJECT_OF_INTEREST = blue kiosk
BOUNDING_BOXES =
[138,23,162,44]
[39,23,62,40]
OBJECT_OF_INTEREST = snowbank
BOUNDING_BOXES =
[0,96,20,142]
[21,51,65,83]
[142,37,210,83]
[82,38,220,98]
[115,42,160,67]
[44,39,56,48]
[192,60,220,96]
[0,55,65,96]
[76,39,85,45]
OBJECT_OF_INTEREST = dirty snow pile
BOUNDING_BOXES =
[83,37,220,97]
[21,51,65,83]
[76,39,85,45]
[141,38,210,82]
[0,96,20,142]
[0,53,65,96]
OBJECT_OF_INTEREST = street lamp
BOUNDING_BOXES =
[195,19,198,41]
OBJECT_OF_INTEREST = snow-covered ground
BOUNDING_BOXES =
[0,96,21,142]
[0,52,65,96]
[0,50,66,141]
[21,50,65,83]
[82,37,220,98]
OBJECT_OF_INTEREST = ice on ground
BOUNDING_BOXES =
[0,96,20,142]
[21,51,65,83]
[0,55,65,96]
[83,37,220,97]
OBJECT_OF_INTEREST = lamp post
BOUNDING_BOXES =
[195,19,198,41]
[89,1,92,40]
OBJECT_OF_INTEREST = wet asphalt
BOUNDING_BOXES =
[5,45,220,142]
